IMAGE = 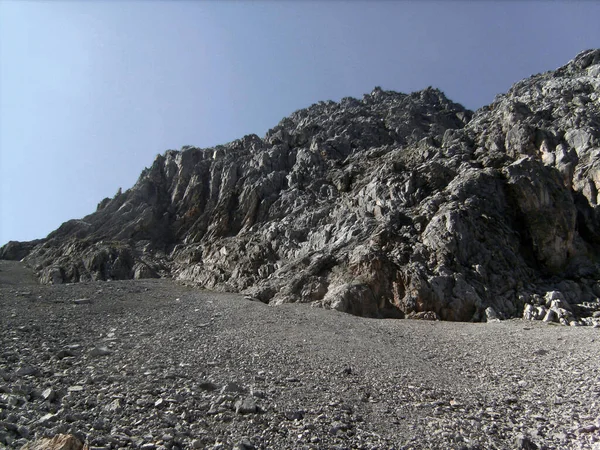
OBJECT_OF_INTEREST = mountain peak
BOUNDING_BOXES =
[3,50,600,326]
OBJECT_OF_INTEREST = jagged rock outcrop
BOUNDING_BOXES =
[4,49,600,323]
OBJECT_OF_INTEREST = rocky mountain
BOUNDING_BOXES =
[3,49,600,324]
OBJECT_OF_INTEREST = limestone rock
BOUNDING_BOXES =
[21,434,89,450]
[3,50,600,324]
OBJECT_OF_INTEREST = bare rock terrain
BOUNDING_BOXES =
[1,260,600,449]
[3,50,600,325]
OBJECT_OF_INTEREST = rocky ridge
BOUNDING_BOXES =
[3,49,600,324]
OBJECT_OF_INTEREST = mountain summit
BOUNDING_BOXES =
[3,49,600,324]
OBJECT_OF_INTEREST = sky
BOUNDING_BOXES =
[1,1,600,246]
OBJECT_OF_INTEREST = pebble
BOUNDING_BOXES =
[15,366,39,377]
[234,439,255,450]
[41,387,56,402]
[221,382,245,394]
[235,397,258,414]
[36,413,58,426]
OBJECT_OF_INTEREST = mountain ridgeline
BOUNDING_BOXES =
[3,49,600,324]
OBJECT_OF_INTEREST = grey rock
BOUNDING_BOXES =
[198,381,218,391]
[543,309,558,323]
[233,439,255,450]
[36,413,58,427]
[523,303,535,320]
[221,382,245,394]
[235,396,257,414]
[577,424,598,433]
[515,435,538,450]
[15,366,40,377]
[4,49,600,324]
[41,388,56,402]
[17,425,30,439]
[284,410,305,421]
[0,240,41,260]
[89,347,112,357]
[485,306,501,322]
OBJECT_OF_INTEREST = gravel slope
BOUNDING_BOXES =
[1,261,599,450]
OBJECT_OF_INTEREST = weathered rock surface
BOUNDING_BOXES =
[20,434,88,450]
[3,49,600,323]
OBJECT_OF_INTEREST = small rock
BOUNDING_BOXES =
[523,303,535,320]
[251,389,266,398]
[577,424,598,433]
[221,382,245,394]
[16,366,40,377]
[235,396,257,414]
[57,349,76,359]
[233,439,255,450]
[36,413,58,427]
[198,381,218,391]
[17,425,30,439]
[284,410,305,421]
[104,398,122,413]
[73,298,92,305]
[515,435,538,449]
[485,306,501,322]
[41,387,56,402]
[140,444,156,450]
[89,347,112,357]
[329,422,348,435]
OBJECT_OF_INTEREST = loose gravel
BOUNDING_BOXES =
[1,261,599,449]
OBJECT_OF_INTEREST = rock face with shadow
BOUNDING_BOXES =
[3,49,600,323]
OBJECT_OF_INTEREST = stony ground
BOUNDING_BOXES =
[1,260,599,450]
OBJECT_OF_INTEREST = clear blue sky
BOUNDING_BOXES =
[1,1,599,246]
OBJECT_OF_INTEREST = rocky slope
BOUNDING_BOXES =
[3,49,600,324]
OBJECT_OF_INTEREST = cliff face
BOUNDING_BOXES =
[4,49,600,323]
